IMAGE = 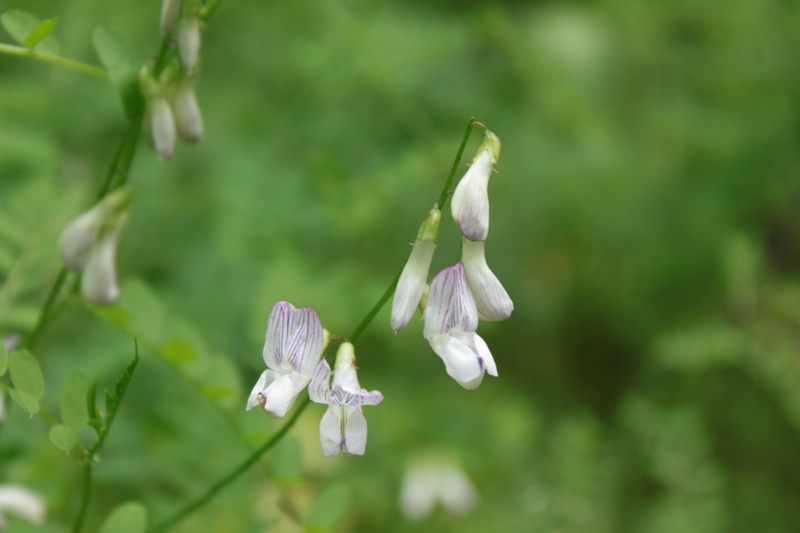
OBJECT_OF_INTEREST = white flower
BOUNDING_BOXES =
[178,15,201,73]
[451,129,500,242]
[160,0,182,35]
[423,263,497,389]
[80,214,126,306]
[147,95,176,161]
[391,207,441,333]
[309,342,383,456]
[461,238,513,321]
[247,301,325,418]
[0,485,45,529]
[399,454,477,521]
[173,81,203,144]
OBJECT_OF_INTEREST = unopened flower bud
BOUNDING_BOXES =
[451,128,501,242]
[391,207,441,333]
[147,95,176,161]
[178,15,201,73]
[81,214,127,306]
[173,81,203,143]
[461,238,513,321]
[160,0,182,35]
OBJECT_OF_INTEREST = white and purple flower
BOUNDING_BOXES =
[461,238,513,322]
[450,128,501,242]
[247,301,325,418]
[309,342,383,457]
[423,263,497,389]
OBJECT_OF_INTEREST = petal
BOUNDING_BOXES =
[331,386,384,407]
[451,150,492,242]
[423,263,478,338]
[471,332,498,377]
[58,208,102,271]
[260,372,309,418]
[178,16,201,73]
[391,240,435,333]
[343,406,368,456]
[399,460,439,520]
[246,370,274,411]
[309,360,332,404]
[331,342,360,391]
[263,302,324,376]
[174,82,203,144]
[149,95,176,161]
[439,464,478,515]
[461,239,513,322]
[0,485,46,525]
[319,405,343,457]
[81,219,125,306]
[428,334,486,390]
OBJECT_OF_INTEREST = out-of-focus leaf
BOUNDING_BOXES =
[160,339,198,365]
[98,501,147,533]
[9,389,39,415]
[0,341,7,376]
[104,352,139,426]
[9,349,43,400]
[306,483,351,531]
[23,17,58,48]
[61,372,89,432]
[92,26,140,118]
[49,424,78,452]
[86,380,101,433]
[1,10,59,54]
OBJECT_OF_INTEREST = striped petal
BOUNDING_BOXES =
[451,150,492,242]
[309,360,332,404]
[423,263,478,338]
[461,239,513,321]
[263,301,324,376]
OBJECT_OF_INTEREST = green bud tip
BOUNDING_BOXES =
[417,207,442,244]
[474,127,501,165]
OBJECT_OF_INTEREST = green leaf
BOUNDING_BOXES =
[61,372,89,432]
[306,484,351,531]
[98,501,147,533]
[9,349,44,400]
[0,341,7,377]
[92,26,140,119]
[9,389,39,415]
[160,339,198,365]
[105,352,139,424]
[1,10,59,54]
[86,380,102,433]
[23,17,58,48]
[49,424,78,452]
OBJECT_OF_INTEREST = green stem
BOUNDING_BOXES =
[21,269,69,349]
[349,264,404,343]
[436,116,476,210]
[0,43,108,78]
[71,462,93,533]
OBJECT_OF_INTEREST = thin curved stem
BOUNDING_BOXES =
[70,462,92,533]
[0,43,108,78]
[436,116,476,210]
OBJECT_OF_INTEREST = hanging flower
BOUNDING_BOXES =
[0,485,45,529]
[451,127,501,242]
[423,263,497,389]
[173,79,203,144]
[461,238,513,321]
[399,453,478,521]
[309,342,383,457]
[178,13,201,73]
[246,301,325,418]
[391,207,441,333]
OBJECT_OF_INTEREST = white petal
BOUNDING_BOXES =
[331,342,360,392]
[343,406,368,456]
[0,485,45,526]
[391,240,435,333]
[331,386,384,407]
[246,370,274,411]
[263,302,324,376]
[461,239,513,321]
[58,208,103,271]
[309,360,332,404]
[423,263,478,338]
[259,372,309,418]
[399,460,439,521]
[470,332,498,377]
[178,16,201,73]
[428,334,486,390]
[319,405,343,457]
[439,464,478,515]
[81,222,123,306]
[149,96,176,161]
[173,83,203,144]
[451,150,492,242]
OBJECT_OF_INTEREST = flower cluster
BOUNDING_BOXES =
[58,187,133,306]
[247,301,383,457]
[391,125,513,389]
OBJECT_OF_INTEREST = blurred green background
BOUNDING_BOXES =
[2,0,800,531]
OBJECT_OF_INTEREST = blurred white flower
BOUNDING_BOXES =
[399,453,477,521]
[451,128,500,242]
[423,263,497,389]
[391,207,441,333]
[173,81,203,144]
[178,15,201,73]
[461,238,513,321]
[147,95,177,161]
[0,485,45,529]
[160,0,182,35]
[309,342,383,456]
[247,301,325,418]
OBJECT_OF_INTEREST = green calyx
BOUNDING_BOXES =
[416,207,442,244]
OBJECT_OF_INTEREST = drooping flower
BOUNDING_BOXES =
[309,342,383,457]
[247,301,325,418]
[399,453,478,521]
[423,263,497,389]
[461,238,513,321]
[173,80,203,144]
[147,95,177,161]
[0,485,45,529]
[451,128,501,242]
[178,14,201,73]
[58,188,133,306]
[391,207,441,333]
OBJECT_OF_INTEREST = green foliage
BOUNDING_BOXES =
[306,484,351,532]
[92,26,139,118]
[61,372,89,432]
[98,501,147,533]
[0,340,7,376]
[49,423,78,452]
[0,9,59,54]
[8,349,43,415]
[22,16,58,49]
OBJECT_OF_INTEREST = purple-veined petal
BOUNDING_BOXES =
[309,360,332,405]
[319,405,343,457]
[259,372,309,418]
[451,150,492,242]
[428,334,487,390]
[391,240,435,333]
[263,302,324,376]
[343,406,368,456]
[246,370,273,411]
[331,386,384,407]
[461,239,513,322]
[423,263,478,339]
[471,332,498,377]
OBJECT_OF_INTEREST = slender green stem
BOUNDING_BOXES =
[349,264,405,343]
[71,462,93,533]
[436,116,476,210]
[0,43,108,78]
[21,269,69,349]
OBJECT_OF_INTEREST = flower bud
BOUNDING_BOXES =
[81,212,127,306]
[160,0,182,35]
[178,15,201,73]
[147,95,176,161]
[391,207,441,333]
[461,238,513,321]
[173,81,203,143]
[451,128,501,242]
